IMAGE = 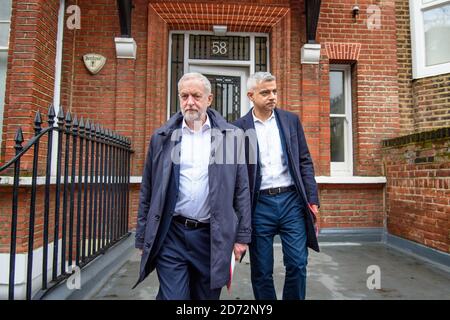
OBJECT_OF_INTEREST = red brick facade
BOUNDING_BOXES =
[319,184,384,228]
[381,0,450,253]
[0,0,448,256]
[382,131,450,253]
[1,0,59,166]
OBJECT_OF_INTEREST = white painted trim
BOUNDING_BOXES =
[166,33,172,120]
[53,0,65,118]
[0,176,107,186]
[50,0,66,176]
[0,175,387,186]
[330,65,353,176]
[186,59,252,67]
[250,34,256,76]
[301,43,321,64]
[114,37,137,59]
[409,0,450,79]
[0,240,65,300]
[421,0,450,10]
[132,176,386,185]
[315,176,387,184]
[188,65,251,117]
[0,1,12,156]
[129,176,142,184]
[183,33,189,74]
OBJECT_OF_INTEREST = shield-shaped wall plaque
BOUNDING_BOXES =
[83,53,106,75]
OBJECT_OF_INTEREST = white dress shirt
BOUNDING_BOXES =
[174,115,211,222]
[253,109,294,190]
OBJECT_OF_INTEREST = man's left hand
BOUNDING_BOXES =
[309,204,319,224]
[233,243,248,262]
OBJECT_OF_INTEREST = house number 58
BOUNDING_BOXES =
[212,41,227,55]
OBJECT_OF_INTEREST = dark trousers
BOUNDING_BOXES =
[249,190,308,300]
[155,219,221,300]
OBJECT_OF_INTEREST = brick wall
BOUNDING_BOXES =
[58,0,401,231]
[142,5,168,174]
[395,0,414,135]
[383,0,450,254]
[0,185,60,254]
[319,184,384,228]
[1,0,59,167]
[58,1,169,233]
[270,0,328,176]
[318,0,400,176]
[6,0,443,245]
[412,75,450,132]
[60,0,156,177]
[382,128,450,253]
[395,0,450,134]
[270,13,290,113]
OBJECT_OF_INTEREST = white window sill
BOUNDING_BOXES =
[413,67,450,80]
[0,176,142,186]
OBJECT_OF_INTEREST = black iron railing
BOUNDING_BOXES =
[0,104,133,300]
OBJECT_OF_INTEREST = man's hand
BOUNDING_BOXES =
[233,243,248,262]
[309,204,320,237]
[138,249,143,256]
[310,204,319,223]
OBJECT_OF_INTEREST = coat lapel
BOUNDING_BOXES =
[160,136,175,207]
[275,108,292,152]
[241,109,255,131]
[158,112,183,207]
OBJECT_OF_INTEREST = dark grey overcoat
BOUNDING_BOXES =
[233,108,320,252]
[134,108,252,289]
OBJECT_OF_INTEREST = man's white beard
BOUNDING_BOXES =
[183,110,204,123]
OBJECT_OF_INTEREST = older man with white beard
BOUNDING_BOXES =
[133,73,251,300]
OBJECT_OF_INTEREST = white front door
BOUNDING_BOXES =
[189,65,250,122]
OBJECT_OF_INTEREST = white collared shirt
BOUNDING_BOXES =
[174,116,211,222]
[252,109,294,190]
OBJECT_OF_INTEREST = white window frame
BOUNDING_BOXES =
[330,65,353,177]
[409,0,450,79]
[0,21,10,51]
[0,1,13,149]
[167,31,270,120]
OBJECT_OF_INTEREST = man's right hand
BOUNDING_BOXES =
[138,249,143,256]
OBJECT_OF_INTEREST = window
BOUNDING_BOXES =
[330,65,353,176]
[410,0,450,78]
[0,0,12,147]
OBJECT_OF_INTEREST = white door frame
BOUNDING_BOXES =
[189,65,250,117]
[167,31,270,119]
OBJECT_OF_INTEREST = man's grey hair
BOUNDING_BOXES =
[247,72,276,92]
[178,72,212,95]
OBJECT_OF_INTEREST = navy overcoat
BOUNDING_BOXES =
[233,108,320,252]
[134,108,252,289]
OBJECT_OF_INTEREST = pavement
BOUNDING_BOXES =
[91,241,450,300]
